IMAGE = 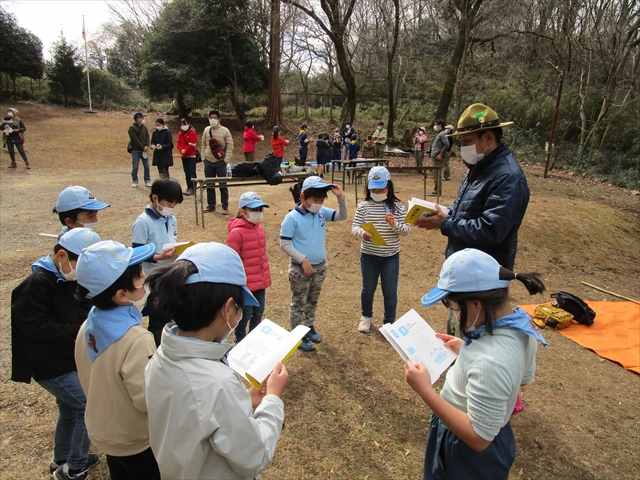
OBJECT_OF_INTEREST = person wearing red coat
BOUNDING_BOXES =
[177,118,199,195]
[242,121,264,162]
[226,192,272,343]
[270,126,289,161]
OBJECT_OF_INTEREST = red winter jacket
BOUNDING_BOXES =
[226,217,272,292]
[243,126,263,153]
[270,134,289,158]
[177,128,198,158]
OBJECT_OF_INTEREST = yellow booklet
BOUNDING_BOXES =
[161,241,195,256]
[404,197,450,225]
[360,222,387,246]
[227,320,309,389]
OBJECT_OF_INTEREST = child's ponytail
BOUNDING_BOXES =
[499,267,545,295]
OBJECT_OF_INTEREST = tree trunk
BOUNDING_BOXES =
[177,90,185,119]
[264,0,285,128]
[386,0,400,139]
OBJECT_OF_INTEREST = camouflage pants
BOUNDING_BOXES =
[288,261,328,330]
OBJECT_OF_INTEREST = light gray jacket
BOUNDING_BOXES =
[430,130,450,158]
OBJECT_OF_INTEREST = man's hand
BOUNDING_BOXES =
[437,154,442,161]
[301,258,314,276]
[415,204,446,230]
[143,146,149,152]
[331,184,344,199]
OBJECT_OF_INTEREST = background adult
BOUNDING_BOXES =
[177,118,198,196]
[4,107,30,169]
[201,110,234,215]
[414,127,428,168]
[429,119,450,195]
[417,103,530,333]
[150,117,173,180]
[443,124,455,180]
[341,123,356,160]
[372,121,387,158]
[242,120,263,162]
[128,112,151,188]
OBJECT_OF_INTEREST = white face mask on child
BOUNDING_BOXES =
[305,201,322,213]
[129,284,150,308]
[181,125,189,131]
[78,220,99,230]
[247,212,263,224]
[370,193,387,202]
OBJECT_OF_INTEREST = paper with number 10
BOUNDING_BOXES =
[227,319,309,389]
[380,309,457,384]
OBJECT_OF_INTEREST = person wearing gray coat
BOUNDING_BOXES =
[430,119,450,195]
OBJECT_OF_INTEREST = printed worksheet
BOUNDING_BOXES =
[380,309,457,384]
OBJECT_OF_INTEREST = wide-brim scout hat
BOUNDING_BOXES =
[448,103,513,137]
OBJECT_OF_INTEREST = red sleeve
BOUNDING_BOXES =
[249,130,262,142]
[281,137,289,147]
[226,228,243,255]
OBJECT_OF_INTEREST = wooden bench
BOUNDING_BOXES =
[329,158,389,187]
[346,166,443,203]
[192,173,310,228]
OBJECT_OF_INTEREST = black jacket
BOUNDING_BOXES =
[315,139,331,161]
[11,267,90,383]
[441,143,529,269]
[151,127,174,167]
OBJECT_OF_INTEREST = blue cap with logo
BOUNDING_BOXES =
[301,176,335,193]
[55,186,111,213]
[238,192,269,209]
[133,112,146,120]
[77,240,156,298]
[179,242,259,307]
[58,228,102,256]
[368,166,391,189]
[421,248,511,307]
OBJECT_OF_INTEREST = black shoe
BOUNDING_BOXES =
[50,454,99,476]
[184,188,194,196]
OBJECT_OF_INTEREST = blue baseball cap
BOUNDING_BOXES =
[77,240,156,298]
[301,176,335,193]
[179,242,259,307]
[133,112,146,120]
[58,228,101,256]
[421,249,511,307]
[55,186,110,213]
[238,192,269,209]
[368,166,391,189]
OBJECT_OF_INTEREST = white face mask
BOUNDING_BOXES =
[78,220,99,230]
[467,310,481,332]
[156,125,164,131]
[433,125,440,132]
[156,203,174,217]
[247,211,263,224]
[305,201,322,213]
[370,193,387,202]
[345,125,350,130]
[141,119,146,125]
[224,302,241,342]
[59,253,77,281]
[7,112,14,118]
[209,118,219,127]
[129,284,150,308]
[461,143,487,165]
[181,125,189,131]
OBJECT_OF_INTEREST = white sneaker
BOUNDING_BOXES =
[145,182,152,187]
[358,316,372,333]
[132,183,138,188]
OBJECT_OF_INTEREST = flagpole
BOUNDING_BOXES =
[83,15,93,111]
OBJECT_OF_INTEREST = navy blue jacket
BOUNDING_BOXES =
[441,143,529,270]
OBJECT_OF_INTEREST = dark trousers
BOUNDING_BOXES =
[142,293,171,347]
[106,447,161,480]
[298,150,307,166]
[204,160,228,208]
[235,289,266,343]
[7,141,28,163]
[156,165,170,179]
[424,414,515,480]
[181,157,197,190]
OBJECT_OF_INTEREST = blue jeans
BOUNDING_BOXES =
[37,372,90,470]
[131,151,151,184]
[360,252,399,324]
[235,289,266,343]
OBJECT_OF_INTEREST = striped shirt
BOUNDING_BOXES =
[351,200,410,256]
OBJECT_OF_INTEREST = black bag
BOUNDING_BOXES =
[289,183,301,204]
[127,141,133,153]
[195,150,202,163]
[232,162,260,178]
[551,291,596,326]
[256,153,284,185]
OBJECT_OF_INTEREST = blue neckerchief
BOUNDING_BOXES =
[31,255,65,282]
[463,307,548,347]
[60,225,69,235]
[84,305,143,362]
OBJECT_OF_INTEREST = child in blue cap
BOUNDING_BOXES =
[143,242,289,479]
[11,228,102,480]
[74,241,161,480]
[53,185,110,235]
[280,176,347,351]
[351,167,410,332]
[404,248,547,480]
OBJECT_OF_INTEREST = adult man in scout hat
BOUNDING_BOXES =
[416,103,530,335]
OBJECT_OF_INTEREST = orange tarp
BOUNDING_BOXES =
[520,301,640,374]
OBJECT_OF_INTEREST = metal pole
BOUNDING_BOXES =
[83,15,92,111]
[544,62,564,178]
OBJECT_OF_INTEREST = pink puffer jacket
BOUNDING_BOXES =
[226,217,272,292]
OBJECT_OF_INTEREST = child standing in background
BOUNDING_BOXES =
[315,133,331,178]
[53,185,110,235]
[271,126,289,162]
[226,192,272,343]
[351,167,410,332]
[330,128,342,172]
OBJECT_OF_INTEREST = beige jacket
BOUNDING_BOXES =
[75,323,157,457]
[201,124,234,162]
[373,127,387,145]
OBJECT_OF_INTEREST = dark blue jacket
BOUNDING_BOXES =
[348,141,360,160]
[441,143,529,270]
[298,132,309,152]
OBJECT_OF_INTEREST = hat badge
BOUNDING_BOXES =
[474,112,486,124]
[372,174,381,180]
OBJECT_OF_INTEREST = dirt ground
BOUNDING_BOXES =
[0,103,638,480]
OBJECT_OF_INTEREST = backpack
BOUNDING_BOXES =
[231,162,260,178]
[551,291,596,326]
[208,129,226,160]
[256,153,283,185]
[289,183,301,204]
